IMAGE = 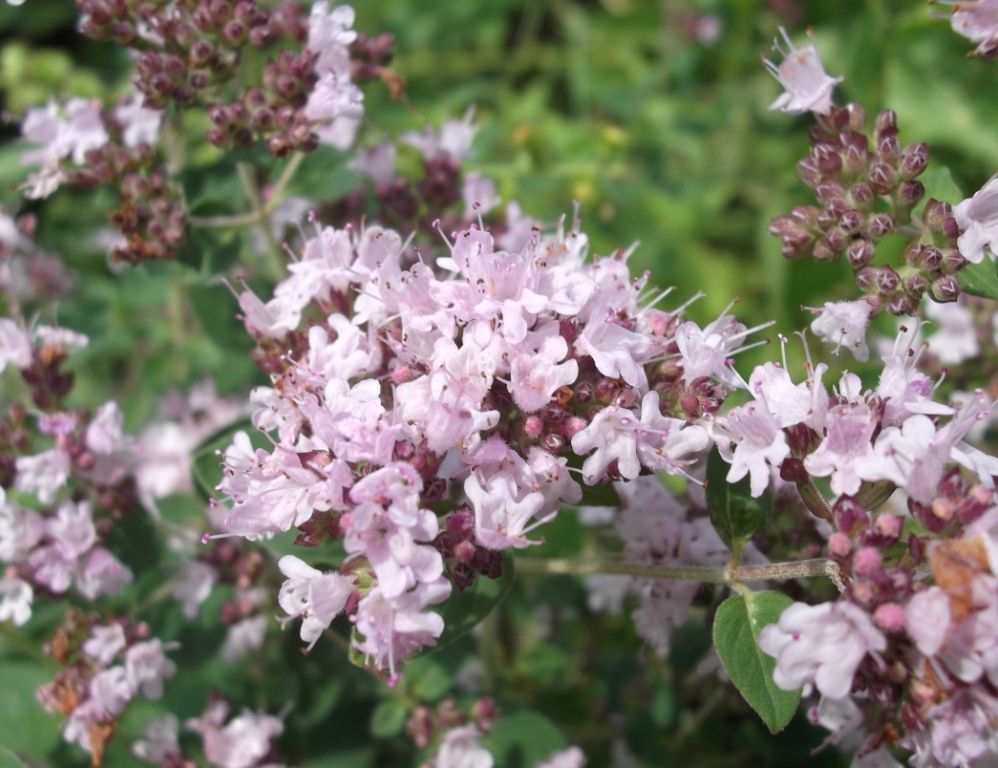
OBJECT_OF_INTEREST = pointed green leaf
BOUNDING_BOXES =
[370,699,408,738]
[705,447,771,556]
[713,591,801,734]
[422,555,516,655]
[959,258,998,300]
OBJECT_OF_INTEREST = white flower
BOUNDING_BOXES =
[807,299,876,362]
[953,174,998,264]
[764,28,843,115]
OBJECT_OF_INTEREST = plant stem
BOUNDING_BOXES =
[514,556,842,588]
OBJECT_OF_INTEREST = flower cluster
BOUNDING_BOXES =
[37,612,176,764]
[134,696,287,768]
[19,94,186,263]
[768,103,967,316]
[77,0,368,157]
[215,193,756,674]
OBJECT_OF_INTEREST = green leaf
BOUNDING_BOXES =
[917,166,963,210]
[369,699,408,738]
[959,258,998,300]
[712,591,800,734]
[705,447,771,557]
[423,555,516,656]
[0,663,62,757]
[0,747,29,768]
[481,709,567,768]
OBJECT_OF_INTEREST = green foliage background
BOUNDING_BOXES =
[0,0,992,765]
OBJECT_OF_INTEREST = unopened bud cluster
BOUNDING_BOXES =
[770,105,964,314]
[77,0,378,158]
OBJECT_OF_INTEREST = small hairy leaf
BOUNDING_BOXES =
[705,447,771,557]
[713,591,800,734]
[959,258,998,301]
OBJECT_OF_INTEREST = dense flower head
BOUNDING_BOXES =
[218,207,758,674]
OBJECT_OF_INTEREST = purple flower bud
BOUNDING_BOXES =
[222,19,247,45]
[899,142,929,179]
[874,108,898,142]
[812,143,843,175]
[816,179,846,204]
[779,457,809,484]
[208,103,229,126]
[897,180,925,212]
[841,142,868,178]
[868,163,896,194]
[250,108,275,131]
[846,239,875,268]
[902,273,928,298]
[849,182,876,211]
[887,293,917,315]
[912,245,943,271]
[190,39,215,67]
[921,198,951,233]
[267,134,293,157]
[206,127,229,147]
[839,209,864,234]
[229,101,250,126]
[796,157,822,188]
[163,55,187,83]
[249,25,273,46]
[941,247,967,274]
[867,212,896,241]
[876,265,901,292]
[930,275,961,303]
[825,227,850,254]
[781,230,815,259]
[876,134,901,166]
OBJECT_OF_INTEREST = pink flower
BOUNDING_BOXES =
[764,28,843,115]
[188,700,284,768]
[133,714,182,765]
[0,576,32,626]
[944,0,998,57]
[807,299,876,362]
[277,555,354,648]
[125,639,176,699]
[758,601,886,700]
[953,175,998,264]
[432,724,493,768]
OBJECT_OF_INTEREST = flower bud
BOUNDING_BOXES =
[930,275,961,303]
[899,142,929,179]
[868,162,896,194]
[911,245,942,271]
[846,239,875,268]
[816,179,846,204]
[867,213,895,241]
[222,19,247,45]
[855,266,879,292]
[841,143,869,178]
[877,135,901,166]
[780,230,814,259]
[897,180,925,213]
[839,209,864,234]
[887,293,917,315]
[848,182,876,212]
[190,39,216,67]
[812,144,842,175]
[902,273,928,298]
[876,265,901,292]
[942,247,967,274]
[779,457,809,484]
[874,109,898,142]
